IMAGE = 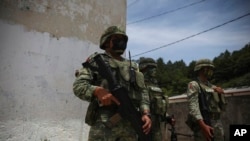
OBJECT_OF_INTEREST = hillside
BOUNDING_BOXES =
[150,43,250,96]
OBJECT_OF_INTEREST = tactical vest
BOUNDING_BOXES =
[199,83,227,113]
[108,56,145,92]
[185,81,227,131]
[87,53,145,92]
[147,85,168,116]
[85,53,146,125]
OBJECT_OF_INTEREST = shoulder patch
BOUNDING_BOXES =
[188,81,198,91]
[85,52,99,62]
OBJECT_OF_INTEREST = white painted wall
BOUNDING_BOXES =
[0,19,94,141]
[0,0,126,140]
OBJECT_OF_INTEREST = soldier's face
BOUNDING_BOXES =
[203,67,214,79]
[147,67,157,77]
[108,35,127,55]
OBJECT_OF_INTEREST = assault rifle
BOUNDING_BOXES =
[168,124,195,141]
[164,115,195,141]
[83,54,152,141]
[168,115,177,141]
[197,81,214,141]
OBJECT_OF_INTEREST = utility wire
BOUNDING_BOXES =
[127,0,205,25]
[132,12,250,58]
[128,0,139,8]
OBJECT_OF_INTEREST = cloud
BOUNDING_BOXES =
[126,0,250,64]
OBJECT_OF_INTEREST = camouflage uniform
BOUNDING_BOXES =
[73,26,150,141]
[186,59,226,141]
[139,57,170,141]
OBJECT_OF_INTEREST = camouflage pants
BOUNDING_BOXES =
[88,120,137,141]
[193,119,224,141]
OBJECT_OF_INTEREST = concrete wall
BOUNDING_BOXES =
[0,0,126,141]
[165,90,250,141]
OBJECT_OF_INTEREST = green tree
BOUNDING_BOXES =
[140,42,250,96]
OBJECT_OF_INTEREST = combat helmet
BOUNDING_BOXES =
[194,59,214,71]
[139,57,157,72]
[99,26,128,50]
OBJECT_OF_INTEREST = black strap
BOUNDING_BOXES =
[196,81,209,111]
[196,81,212,126]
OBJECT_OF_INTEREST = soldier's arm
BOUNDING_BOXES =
[186,81,203,120]
[140,86,151,134]
[73,67,97,102]
[140,87,150,113]
[212,85,224,94]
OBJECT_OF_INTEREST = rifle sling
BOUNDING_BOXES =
[196,81,211,126]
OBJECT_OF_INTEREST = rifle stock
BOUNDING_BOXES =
[170,123,177,141]
[166,115,195,141]
[84,54,152,141]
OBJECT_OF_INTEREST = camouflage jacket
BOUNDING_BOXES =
[73,52,150,113]
[186,80,226,120]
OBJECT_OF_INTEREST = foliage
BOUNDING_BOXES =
[139,43,250,97]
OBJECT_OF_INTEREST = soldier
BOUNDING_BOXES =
[186,59,226,141]
[139,57,175,141]
[73,26,152,141]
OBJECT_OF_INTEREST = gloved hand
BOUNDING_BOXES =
[94,87,120,106]
[198,119,214,141]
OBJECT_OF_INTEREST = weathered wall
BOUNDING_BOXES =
[0,0,126,141]
[165,94,250,141]
[0,0,126,43]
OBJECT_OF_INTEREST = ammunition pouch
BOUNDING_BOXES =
[153,96,168,115]
[135,71,146,88]
[85,98,99,126]
[218,93,227,111]
[208,91,227,112]
[149,86,168,115]
[201,84,227,113]
[185,114,199,132]
[109,58,144,89]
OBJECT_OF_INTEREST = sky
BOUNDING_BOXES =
[125,0,250,65]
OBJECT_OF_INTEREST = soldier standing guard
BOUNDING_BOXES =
[73,26,152,141]
[139,57,175,141]
[186,59,226,141]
